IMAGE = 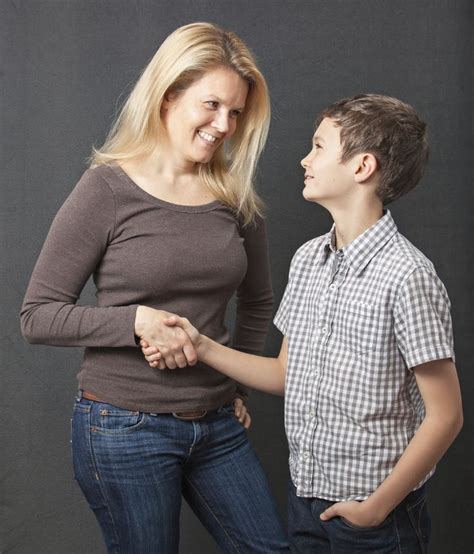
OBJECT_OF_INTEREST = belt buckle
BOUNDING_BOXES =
[172,410,208,421]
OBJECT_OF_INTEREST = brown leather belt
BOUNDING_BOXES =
[81,390,208,420]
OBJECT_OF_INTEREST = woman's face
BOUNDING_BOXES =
[161,66,249,169]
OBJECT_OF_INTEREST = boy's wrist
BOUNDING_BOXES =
[362,492,393,522]
[197,335,211,361]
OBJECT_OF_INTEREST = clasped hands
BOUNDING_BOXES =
[134,305,200,370]
[134,305,251,428]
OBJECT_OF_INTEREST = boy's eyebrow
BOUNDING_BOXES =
[313,135,325,144]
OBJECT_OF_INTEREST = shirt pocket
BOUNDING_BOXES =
[337,300,380,356]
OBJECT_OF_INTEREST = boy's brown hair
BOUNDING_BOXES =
[315,94,429,204]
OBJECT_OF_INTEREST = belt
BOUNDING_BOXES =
[81,390,208,420]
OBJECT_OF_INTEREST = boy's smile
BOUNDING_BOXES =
[300,117,355,207]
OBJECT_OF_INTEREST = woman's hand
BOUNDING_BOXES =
[141,314,204,369]
[233,397,251,429]
[134,306,197,369]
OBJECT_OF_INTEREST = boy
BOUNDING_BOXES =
[143,94,463,552]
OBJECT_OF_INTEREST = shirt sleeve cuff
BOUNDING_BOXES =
[403,343,455,370]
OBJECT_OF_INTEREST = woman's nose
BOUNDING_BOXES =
[212,111,230,134]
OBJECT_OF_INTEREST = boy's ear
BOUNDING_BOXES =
[353,153,378,183]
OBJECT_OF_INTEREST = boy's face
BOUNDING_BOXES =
[300,117,355,207]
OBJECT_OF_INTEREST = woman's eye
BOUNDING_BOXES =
[205,101,218,109]
[230,110,242,118]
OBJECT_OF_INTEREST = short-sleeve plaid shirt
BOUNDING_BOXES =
[274,210,454,501]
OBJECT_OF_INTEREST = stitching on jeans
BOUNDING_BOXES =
[88,409,122,553]
[407,496,427,554]
[417,499,426,554]
[183,474,241,553]
[407,492,426,511]
[393,510,403,554]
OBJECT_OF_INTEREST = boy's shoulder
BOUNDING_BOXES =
[293,232,331,260]
[289,233,331,272]
[384,231,437,280]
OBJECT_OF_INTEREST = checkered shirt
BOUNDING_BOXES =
[274,210,455,501]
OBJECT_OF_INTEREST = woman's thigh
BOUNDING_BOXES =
[182,405,289,553]
[71,395,188,554]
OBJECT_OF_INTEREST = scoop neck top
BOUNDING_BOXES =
[110,164,222,213]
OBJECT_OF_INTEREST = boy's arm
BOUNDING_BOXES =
[321,357,463,526]
[142,316,288,396]
[199,334,288,396]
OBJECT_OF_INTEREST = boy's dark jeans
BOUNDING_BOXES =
[288,480,430,553]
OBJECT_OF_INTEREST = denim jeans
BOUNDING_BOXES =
[71,392,289,553]
[288,480,430,553]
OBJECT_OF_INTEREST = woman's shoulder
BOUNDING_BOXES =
[81,164,119,189]
[72,164,135,205]
[57,166,121,224]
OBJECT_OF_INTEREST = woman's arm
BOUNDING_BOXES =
[20,170,195,364]
[232,215,274,354]
[231,216,274,397]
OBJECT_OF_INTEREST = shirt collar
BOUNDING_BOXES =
[318,210,398,276]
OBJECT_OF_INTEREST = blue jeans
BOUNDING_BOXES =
[71,392,289,553]
[288,480,430,553]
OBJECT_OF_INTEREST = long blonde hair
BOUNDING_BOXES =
[91,22,270,224]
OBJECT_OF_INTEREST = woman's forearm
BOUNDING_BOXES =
[21,301,139,347]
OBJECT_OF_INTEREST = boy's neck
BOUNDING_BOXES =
[330,200,384,250]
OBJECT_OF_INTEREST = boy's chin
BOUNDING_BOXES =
[302,187,321,203]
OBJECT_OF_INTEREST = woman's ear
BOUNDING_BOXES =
[162,91,177,111]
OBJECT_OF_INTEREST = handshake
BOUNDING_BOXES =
[134,305,205,370]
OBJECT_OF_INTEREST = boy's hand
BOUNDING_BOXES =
[320,500,387,528]
[233,397,251,429]
[140,340,165,369]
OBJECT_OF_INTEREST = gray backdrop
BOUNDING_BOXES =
[1,0,472,552]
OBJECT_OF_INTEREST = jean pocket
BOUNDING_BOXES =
[219,403,236,416]
[406,492,430,552]
[338,512,393,532]
[90,403,147,435]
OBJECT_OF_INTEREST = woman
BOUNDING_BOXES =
[21,22,288,553]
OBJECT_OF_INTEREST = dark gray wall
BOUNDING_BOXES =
[1,1,472,552]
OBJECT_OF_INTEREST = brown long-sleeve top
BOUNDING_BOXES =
[20,164,273,413]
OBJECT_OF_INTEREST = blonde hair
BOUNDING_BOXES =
[91,22,270,224]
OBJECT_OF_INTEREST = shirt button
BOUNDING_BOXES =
[321,326,328,334]
[329,283,336,290]
[303,451,310,460]
[309,410,316,418]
